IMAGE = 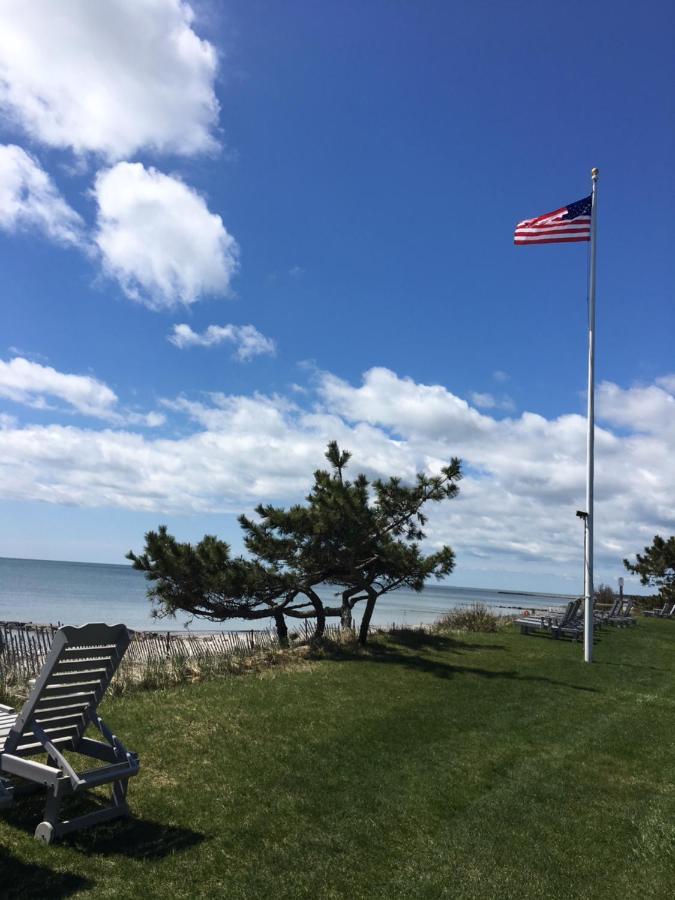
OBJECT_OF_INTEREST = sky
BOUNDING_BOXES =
[0,0,673,594]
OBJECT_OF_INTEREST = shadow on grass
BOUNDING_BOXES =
[316,635,598,694]
[67,815,205,859]
[597,659,672,673]
[0,848,92,898]
[508,627,601,646]
[2,794,204,860]
[385,628,507,654]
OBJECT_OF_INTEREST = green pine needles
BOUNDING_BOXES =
[128,442,462,644]
[624,534,675,603]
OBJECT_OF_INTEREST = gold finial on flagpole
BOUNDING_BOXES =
[591,167,599,179]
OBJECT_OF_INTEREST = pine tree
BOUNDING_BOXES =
[624,535,675,603]
[128,443,462,645]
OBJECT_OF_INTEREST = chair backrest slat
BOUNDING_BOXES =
[563,599,582,626]
[14,723,82,752]
[32,691,98,712]
[4,624,130,757]
[557,601,575,625]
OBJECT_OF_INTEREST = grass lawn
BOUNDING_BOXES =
[1,619,674,899]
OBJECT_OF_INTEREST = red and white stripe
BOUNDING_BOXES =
[514,207,591,245]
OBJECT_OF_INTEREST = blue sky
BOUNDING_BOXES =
[0,0,673,594]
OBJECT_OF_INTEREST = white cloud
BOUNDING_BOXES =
[0,144,83,245]
[0,357,163,427]
[0,366,672,584]
[656,374,675,394]
[319,367,494,440]
[470,392,496,409]
[0,0,219,160]
[94,163,239,309]
[470,391,515,412]
[0,357,118,418]
[493,370,510,383]
[597,380,675,439]
[168,324,276,361]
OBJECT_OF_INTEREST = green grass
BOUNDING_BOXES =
[2,620,674,899]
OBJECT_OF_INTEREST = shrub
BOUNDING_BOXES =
[434,603,507,633]
[594,583,615,606]
[107,645,308,696]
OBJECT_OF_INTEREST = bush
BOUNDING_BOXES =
[594,583,615,606]
[107,645,307,697]
[434,603,507,633]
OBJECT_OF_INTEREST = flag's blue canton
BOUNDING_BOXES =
[563,195,592,220]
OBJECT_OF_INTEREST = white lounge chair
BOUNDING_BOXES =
[0,623,139,844]
[515,600,579,637]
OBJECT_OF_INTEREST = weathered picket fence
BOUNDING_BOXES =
[0,619,349,687]
[0,621,59,682]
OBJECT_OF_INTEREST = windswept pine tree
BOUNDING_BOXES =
[624,535,675,603]
[128,442,462,645]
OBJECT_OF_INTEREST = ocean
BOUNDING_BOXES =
[0,556,573,632]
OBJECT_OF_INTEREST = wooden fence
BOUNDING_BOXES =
[0,619,350,687]
[0,621,58,682]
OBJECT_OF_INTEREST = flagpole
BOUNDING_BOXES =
[584,168,599,663]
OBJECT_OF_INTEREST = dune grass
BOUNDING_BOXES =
[1,619,674,899]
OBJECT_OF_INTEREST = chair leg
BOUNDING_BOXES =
[0,777,14,809]
[111,777,129,809]
[34,778,131,843]
[35,784,62,844]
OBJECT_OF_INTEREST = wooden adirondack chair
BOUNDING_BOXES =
[0,623,139,844]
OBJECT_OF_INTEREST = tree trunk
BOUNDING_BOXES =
[340,601,353,629]
[273,611,289,647]
[312,602,326,642]
[358,590,377,645]
[305,589,326,642]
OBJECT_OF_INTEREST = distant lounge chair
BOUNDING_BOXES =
[594,596,622,624]
[550,598,586,640]
[515,600,580,638]
[643,599,672,618]
[0,623,139,844]
[607,599,636,627]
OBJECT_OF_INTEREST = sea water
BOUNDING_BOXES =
[0,556,572,632]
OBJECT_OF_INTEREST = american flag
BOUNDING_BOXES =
[514,195,592,245]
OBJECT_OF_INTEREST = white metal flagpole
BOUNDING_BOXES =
[584,168,599,663]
